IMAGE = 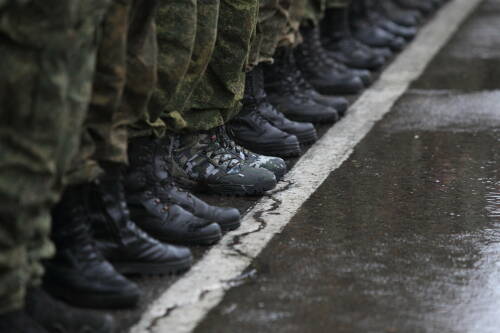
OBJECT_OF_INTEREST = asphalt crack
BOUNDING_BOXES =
[227,180,295,258]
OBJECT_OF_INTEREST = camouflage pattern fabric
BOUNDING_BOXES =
[248,0,293,67]
[67,0,159,185]
[185,0,259,131]
[0,0,109,313]
[146,0,220,134]
[144,0,259,133]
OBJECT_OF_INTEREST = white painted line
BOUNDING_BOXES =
[131,0,482,332]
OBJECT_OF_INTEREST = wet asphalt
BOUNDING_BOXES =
[193,2,500,333]
[116,1,500,332]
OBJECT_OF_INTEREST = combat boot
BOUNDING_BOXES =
[127,136,233,235]
[327,56,373,87]
[296,26,365,94]
[229,65,303,157]
[366,9,417,41]
[165,128,279,196]
[266,46,351,112]
[321,7,386,70]
[298,25,374,86]
[375,0,422,27]
[90,162,193,275]
[394,0,435,15]
[207,126,289,180]
[264,47,340,124]
[0,310,48,333]
[25,288,114,333]
[351,0,406,52]
[44,184,140,309]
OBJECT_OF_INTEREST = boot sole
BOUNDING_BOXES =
[44,284,140,309]
[219,220,242,232]
[296,130,319,145]
[112,255,193,275]
[206,180,277,196]
[155,230,222,246]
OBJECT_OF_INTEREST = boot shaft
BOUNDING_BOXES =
[322,7,351,41]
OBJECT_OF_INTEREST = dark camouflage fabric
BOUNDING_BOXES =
[166,131,249,189]
[0,0,109,313]
[68,0,159,185]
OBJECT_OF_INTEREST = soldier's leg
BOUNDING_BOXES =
[229,0,319,155]
[147,0,221,133]
[159,0,285,196]
[149,0,197,123]
[258,0,340,128]
[0,0,95,314]
[0,1,113,331]
[53,0,195,291]
[321,0,387,70]
[43,0,146,311]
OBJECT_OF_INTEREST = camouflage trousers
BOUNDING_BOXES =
[248,0,297,67]
[147,0,259,133]
[67,0,159,185]
[250,0,348,67]
[0,0,108,313]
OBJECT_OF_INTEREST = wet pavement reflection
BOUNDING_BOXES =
[194,1,500,331]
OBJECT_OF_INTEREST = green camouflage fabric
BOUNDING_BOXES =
[248,0,293,67]
[146,0,259,133]
[67,0,160,185]
[186,0,259,131]
[0,0,109,313]
[146,0,220,134]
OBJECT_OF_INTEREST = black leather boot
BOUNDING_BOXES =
[296,25,365,94]
[327,56,373,87]
[266,47,350,114]
[229,65,302,157]
[264,47,340,124]
[375,0,422,27]
[0,310,48,333]
[25,288,114,333]
[395,0,435,15]
[259,100,319,145]
[321,7,386,70]
[351,0,406,52]
[127,136,237,233]
[366,9,417,41]
[90,162,193,275]
[44,184,140,309]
